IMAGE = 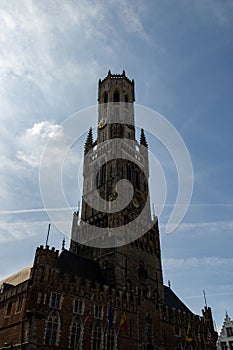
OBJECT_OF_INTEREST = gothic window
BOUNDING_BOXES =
[103,92,108,103]
[96,170,100,188]
[145,314,154,349]
[125,94,128,102]
[105,329,115,350]
[73,299,84,314]
[138,261,148,278]
[111,124,117,138]
[125,258,128,277]
[5,301,12,316]
[44,310,61,346]
[136,170,140,187]
[127,163,132,181]
[50,292,62,309]
[117,124,122,137]
[100,163,106,186]
[124,215,130,225]
[16,295,24,313]
[101,132,106,142]
[69,317,82,350]
[91,324,102,350]
[37,292,42,304]
[113,91,120,103]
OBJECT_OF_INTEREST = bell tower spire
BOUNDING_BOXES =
[97,70,136,143]
[70,72,164,301]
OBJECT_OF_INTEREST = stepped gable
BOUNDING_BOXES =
[56,248,105,284]
[164,285,192,313]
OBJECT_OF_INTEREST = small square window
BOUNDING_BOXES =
[73,299,84,314]
[50,292,61,309]
[94,305,102,319]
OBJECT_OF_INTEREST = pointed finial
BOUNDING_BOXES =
[152,203,156,220]
[84,127,93,154]
[62,238,65,250]
[108,70,111,76]
[140,128,148,148]
[122,70,125,76]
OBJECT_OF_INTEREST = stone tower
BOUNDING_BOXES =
[70,71,164,303]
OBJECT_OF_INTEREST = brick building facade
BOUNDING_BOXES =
[0,71,217,349]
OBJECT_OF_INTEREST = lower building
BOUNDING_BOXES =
[0,244,217,349]
[217,312,233,350]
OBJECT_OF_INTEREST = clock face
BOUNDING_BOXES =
[98,118,107,129]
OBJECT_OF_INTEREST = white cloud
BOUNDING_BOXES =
[163,256,233,270]
[160,220,233,234]
[16,121,63,167]
[0,220,39,243]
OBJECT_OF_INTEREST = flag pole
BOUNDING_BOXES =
[45,223,51,247]
[203,290,208,308]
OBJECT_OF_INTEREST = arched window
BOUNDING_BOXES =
[127,163,132,181]
[91,324,102,350]
[103,92,108,103]
[105,328,115,350]
[69,317,83,349]
[100,163,106,185]
[136,170,140,187]
[113,91,120,103]
[145,314,154,350]
[44,310,61,346]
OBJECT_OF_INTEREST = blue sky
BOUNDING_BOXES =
[0,0,233,331]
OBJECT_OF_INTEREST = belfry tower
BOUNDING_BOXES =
[70,70,164,302]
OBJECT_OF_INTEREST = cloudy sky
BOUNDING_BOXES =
[0,0,233,331]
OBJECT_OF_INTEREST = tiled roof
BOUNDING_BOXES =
[0,266,32,287]
[164,285,192,313]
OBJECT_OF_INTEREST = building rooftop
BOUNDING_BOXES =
[164,285,192,313]
[0,265,32,287]
[56,249,105,284]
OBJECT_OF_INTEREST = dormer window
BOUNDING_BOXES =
[113,91,120,103]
